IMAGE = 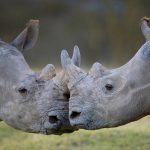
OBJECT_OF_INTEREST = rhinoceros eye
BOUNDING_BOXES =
[18,87,28,96]
[105,84,113,91]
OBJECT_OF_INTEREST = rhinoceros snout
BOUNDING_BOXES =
[69,107,83,125]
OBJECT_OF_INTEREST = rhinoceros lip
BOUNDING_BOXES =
[73,123,86,129]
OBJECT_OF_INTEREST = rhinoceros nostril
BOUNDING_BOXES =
[49,115,59,124]
[70,111,81,119]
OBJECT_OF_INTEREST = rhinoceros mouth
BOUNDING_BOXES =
[39,123,61,135]
[45,128,75,135]
[40,124,76,135]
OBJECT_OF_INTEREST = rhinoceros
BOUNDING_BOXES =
[0,19,80,135]
[61,17,150,130]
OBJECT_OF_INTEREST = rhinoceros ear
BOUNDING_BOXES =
[38,64,56,80]
[11,19,39,52]
[141,17,150,41]
[89,62,109,78]
[72,45,81,67]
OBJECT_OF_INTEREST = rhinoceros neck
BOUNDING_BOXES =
[111,48,150,117]
[135,83,150,115]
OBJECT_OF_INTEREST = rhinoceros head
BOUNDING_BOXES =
[0,20,80,135]
[61,17,150,130]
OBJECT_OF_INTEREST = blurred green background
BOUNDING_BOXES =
[0,0,150,150]
[1,0,150,69]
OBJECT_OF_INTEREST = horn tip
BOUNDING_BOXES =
[74,45,79,49]
[61,49,72,69]
[61,49,69,58]
[74,45,80,52]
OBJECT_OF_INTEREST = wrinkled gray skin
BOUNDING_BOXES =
[61,17,150,130]
[0,20,79,135]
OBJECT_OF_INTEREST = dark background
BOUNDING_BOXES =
[0,0,150,69]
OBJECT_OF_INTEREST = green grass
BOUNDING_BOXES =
[0,117,150,150]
